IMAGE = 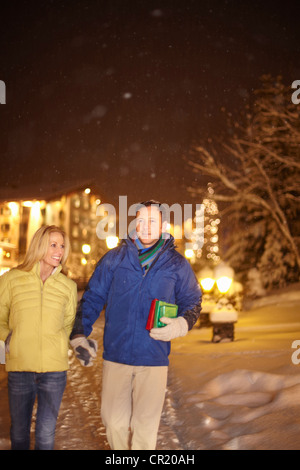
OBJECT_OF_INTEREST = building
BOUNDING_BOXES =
[0,201,20,276]
[0,183,108,284]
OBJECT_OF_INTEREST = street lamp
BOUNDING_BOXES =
[214,263,234,294]
[210,262,237,343]
[197,266,216,327]
[216,276,232,294]
[198,267,215,293]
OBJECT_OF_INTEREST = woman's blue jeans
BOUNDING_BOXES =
[8,371,67,450]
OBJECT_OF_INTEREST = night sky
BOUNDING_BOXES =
[1,0,300,208]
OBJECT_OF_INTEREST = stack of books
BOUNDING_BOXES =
[146,299,178,330]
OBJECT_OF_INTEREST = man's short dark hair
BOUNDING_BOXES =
[135,200,168,223]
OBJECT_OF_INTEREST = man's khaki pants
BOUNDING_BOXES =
[101,360,168,450]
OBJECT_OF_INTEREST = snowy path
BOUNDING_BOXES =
[55,315,182,450]
[0,316,180,450]
[56,318,181,450]
[55,350,110,450]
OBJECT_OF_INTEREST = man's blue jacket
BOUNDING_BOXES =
[71,236,202,366]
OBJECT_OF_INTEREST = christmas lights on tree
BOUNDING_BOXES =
[192,183,220,264]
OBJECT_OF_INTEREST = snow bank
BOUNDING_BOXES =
[244,283,300,310]
[163,366,300,450]
[200,368,300,428]
[162,289,300,450]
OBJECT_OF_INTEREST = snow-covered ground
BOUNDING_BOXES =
[164,287,300,450]
[0,287,300,450]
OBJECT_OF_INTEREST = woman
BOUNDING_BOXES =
[0,225,77,450]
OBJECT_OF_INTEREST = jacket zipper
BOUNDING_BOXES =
[128,238,173,360]
[40,279,43,371]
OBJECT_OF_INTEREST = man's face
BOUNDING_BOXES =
[136,206,162,247]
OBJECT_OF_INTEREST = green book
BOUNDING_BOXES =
[153,300,178,328]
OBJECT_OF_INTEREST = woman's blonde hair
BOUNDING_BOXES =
[17,225,71,273]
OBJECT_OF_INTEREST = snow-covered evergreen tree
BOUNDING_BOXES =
[187,76,300,290]
[258,222,297,290]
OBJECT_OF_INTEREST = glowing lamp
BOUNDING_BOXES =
[214,263,234,294]
[184,249,194,259]
[198,267,215,292]
[106,236,119,249]
[200,277,215,292]
[82,244,91,255]
[8,202,19,217]
[216,276,233,294]
[22,201,33,207]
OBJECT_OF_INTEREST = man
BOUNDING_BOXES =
[70,200,201,450]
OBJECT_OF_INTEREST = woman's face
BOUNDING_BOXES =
[42,232,65,269]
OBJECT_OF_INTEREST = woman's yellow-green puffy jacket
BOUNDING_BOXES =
[0,262,77,372]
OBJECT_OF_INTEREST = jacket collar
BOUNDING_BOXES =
[124,233,175,252]
[122,234,175,273]
[32,261,62,279]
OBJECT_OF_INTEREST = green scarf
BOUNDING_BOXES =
[135,235,166,275]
